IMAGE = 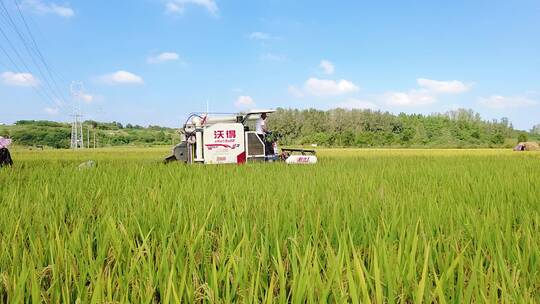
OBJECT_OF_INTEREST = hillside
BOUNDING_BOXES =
[0,120,177,148]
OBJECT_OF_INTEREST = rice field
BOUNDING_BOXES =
[1,148,539,303]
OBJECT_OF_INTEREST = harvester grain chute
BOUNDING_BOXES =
[165,109,317,164]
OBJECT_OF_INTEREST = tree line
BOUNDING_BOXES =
[268,108,539,148]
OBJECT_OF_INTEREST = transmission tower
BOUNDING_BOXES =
[70,81,84,149]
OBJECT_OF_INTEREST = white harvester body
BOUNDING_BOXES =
[166,109,317,165]
[202,122,245,164]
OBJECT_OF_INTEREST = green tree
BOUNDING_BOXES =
[517,133,528,143]
[491,132,505,145]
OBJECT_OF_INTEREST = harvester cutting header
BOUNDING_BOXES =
[165,109,317,165]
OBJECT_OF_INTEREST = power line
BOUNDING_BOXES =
[13,0,70,87]
[0,0,65,104]
[0,0,69,114]
[11,0,70,103]
[0,0,68,109]
[0,40,66,114]
[0,12,57,106]
[0,0,98,126]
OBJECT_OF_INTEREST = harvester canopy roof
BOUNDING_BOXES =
[246,109,276,115]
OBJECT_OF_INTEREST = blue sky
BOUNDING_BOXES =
[1,0,539,130]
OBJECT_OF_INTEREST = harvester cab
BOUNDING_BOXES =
[165,109,317,165]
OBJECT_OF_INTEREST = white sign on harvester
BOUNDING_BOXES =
[203,123,246,164]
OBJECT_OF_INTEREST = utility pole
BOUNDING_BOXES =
[70,81,85,149]
[70,112,84,149]
[80,117,84,149]
[70,113,77,149]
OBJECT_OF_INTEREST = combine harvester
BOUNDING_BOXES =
[165,109,317,165]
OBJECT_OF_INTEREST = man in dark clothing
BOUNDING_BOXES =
[0,137,13,167]
[0,148,13,167]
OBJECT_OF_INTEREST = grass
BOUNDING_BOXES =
[1,148,539,303]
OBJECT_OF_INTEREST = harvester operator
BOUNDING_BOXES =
[256,113,272,155]
[256,113,268,136]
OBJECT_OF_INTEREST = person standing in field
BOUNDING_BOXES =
[0,136,13,167]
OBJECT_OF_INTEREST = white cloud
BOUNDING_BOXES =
[384,89,436,106]
[478,95,538,109]
[288,85,304,98]
[165,0,218,15]
[417,78,472,94]
[81,93,94,103]
[99,71,144,85]
[260,53,285,62]
[303,78,359,97]
[147,52,181,64]
[249,32,271,40]
[44,107,59,115]
[383,77,471,107]
[336,99,377,110]
[165,2,183,13]
[319,60,335,75]
[22,0,74,17]
[235,95,255,108]
[1,71,40,87]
